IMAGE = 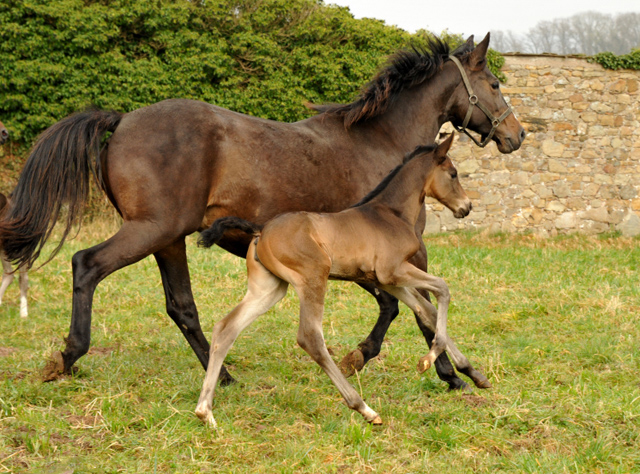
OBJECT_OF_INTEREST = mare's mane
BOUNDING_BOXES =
[309,38,475,128]
[350,144,437,208]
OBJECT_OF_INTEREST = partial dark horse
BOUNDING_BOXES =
[0,121,29,317]
[0,120,8,145]
[0,34,524,388]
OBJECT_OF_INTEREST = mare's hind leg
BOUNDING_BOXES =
[43,222,179,381]
[294,279,381,424]
[154,239,235,386]
[195,255,288,427]
[339,283,399,376]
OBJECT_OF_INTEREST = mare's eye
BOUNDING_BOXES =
[451,170,458,179]
[491,82,500,90]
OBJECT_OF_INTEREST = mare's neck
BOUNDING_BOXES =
[367,155,434,225]
[357,60,460,153]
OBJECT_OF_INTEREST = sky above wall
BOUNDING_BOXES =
[328,0,640,38]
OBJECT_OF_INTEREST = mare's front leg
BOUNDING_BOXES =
[154,238,235,386]
[43,222,180,381]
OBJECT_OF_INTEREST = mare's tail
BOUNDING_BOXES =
[198,217,262,248]
[0,109,123,268]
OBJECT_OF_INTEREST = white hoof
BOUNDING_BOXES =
[195,404,217,429]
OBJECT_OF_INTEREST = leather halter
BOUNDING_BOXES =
[448,55,513,148]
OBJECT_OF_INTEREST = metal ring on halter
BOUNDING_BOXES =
[448,54,514,148]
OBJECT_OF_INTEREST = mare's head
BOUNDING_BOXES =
[447,33,525,153]
[424,134,472,218]
[0,120,8,145]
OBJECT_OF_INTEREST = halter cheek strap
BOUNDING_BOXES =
[448,55,513,148]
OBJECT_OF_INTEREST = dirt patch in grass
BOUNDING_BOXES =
[0,347,17,357]
[88,345,118,356]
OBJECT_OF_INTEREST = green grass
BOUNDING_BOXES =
[1,225,639,473]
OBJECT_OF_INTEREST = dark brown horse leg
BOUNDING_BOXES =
[153,239,235,386]
[339,283,399,376]
[44,223,177,381]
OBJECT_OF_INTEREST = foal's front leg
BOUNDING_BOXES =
[294,281,382,425]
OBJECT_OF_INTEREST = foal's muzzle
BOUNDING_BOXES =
[0,128,8,144]
[453,201,472,218]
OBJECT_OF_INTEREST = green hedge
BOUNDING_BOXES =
[0,0,505,148]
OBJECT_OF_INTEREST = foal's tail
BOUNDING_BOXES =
[198,217,262,248]
[0,108,123,268]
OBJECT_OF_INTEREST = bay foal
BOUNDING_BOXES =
[195,135,483,427]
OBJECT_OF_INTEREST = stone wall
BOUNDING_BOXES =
[426,54,640,237]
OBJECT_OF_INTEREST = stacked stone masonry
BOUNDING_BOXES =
[427,55,640,237]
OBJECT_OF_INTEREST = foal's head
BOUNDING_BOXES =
[423,134,472,218]
[0,120,8,145]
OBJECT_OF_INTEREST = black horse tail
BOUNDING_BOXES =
[198,217,263,248]
[0,108,123,268]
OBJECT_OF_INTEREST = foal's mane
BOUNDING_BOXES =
[350,144,437,208]
[309,37,474,128]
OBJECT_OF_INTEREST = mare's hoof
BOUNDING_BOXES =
[474,377,492,389]
[417,355,432,374]
[370,415,383,425]
[339,350,364,377]
[446,380,471,392]
[42,351,77,382]
[218,373,237,387]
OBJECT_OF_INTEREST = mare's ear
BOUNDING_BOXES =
[435,134,454,164]
[468,32,490,71]
[464,35,474,49]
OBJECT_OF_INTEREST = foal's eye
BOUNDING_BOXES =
[491,82,500,90]
[451,171,458,179]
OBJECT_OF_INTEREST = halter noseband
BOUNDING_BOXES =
[448,55,513,148]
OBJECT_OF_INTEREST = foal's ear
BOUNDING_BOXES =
[435,134,454,163]
[468,32,490,71]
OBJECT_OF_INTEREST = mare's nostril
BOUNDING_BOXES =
[519,129,526,141]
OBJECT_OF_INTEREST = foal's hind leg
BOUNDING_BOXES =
[154,239,235,385]
[44,222,178,381]
[196,256,288,427]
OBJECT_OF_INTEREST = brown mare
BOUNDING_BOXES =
[195,135,474,426]
[0,122,29,317]
[0,34,524,389]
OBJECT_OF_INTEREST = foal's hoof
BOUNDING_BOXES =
[417,355,432,374]
[370,415,383,425]
[42,351,77,382]
[339,350,365,377]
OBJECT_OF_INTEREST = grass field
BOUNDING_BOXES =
[1,223,639,473]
